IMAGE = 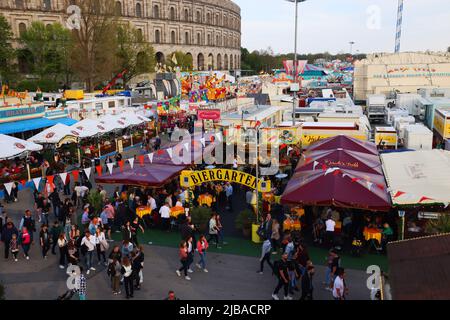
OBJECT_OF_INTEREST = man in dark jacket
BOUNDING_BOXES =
[1,220,19,259]
[300,265,315,300]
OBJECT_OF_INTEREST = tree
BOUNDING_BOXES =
[166,51,193,71]
[426,214,450,234]
[69,0,120,92]
[0,15,15,83]
[20,21,73,82]
[115,24,156,85]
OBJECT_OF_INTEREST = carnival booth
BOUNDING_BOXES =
[381,149,450,239]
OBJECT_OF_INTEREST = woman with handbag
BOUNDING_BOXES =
[95,227,108,266]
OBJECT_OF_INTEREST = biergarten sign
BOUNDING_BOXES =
[180,169,271,192]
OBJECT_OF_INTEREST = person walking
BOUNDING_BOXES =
[108,258,122,295]
[121,257,134,299]
[133,246,145,289]
[9,234,20,262]
[2,220,19,260]
[81,231,96,274]
[109,245,122,263]
[272,253,292,300]
[300,265,315,300]
[39,224,51,259]
[225,182,233,211]
[207,213,220,248]
[257,237,273,274]
[95,227,108,266]
[159,202,171,232]
[196,235,209,273]
[19,227,32,260]
[186,236,195,274]
[57,232,68,269]
[271,219,281,254]
[50,221,62,255]
[19,210,36,244]
[332,268,347,300]
[175,240,190,281]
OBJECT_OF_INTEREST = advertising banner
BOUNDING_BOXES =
[197,109,221,121]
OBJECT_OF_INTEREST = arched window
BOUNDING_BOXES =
[196,11,201,23]
[217,54,222,70]
[43,0,51,10]
[197,33,201,45]
[153,5,159,19]
[18,23,27,36]
[216,35,219,46]
[230,54,234,70]
[15,0,24,9]
[170,7,176,20]
[171,31,176,44]
[207,13,210,24]
[155,29,161,43]
[197,53,204,71]
[137,29,143,42]
[207,34,211,46]
[184,9,189,21]
[185,32,190,45]
[114,1,122,15]
[136,3,142,17]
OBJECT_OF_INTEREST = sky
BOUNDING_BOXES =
[233,0,450,54]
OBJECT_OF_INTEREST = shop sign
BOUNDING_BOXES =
[197,109,221,121]
[180,169,271,192]
[418,212,440,220]
[0,105,45,123]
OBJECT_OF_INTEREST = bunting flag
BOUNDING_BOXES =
[312,161,319,171]
[148,153,154,163]
[59,173,68,185]
[366,181,373,191]
[138,155,145,167]
[72,170,79,182]
[376,183,385,190]
[46,175,55,187]
[333,169,342,176]
[184,143,190,152]
[167,148,173,159]
[215,132,223,142]
[128,158,135,169]
[351,177,360,183]
[3,182,14,196]
[325,167,339,176]
[118,160,125,172]
[20,180,27,188]
[157,149,165,155]
[107,163,114,175]
[32,177,41,191]
[393,191,405,198]
[200,138,206,147]
[322,164,328,171]
[95,165,102,176]
[84,167,92,179]
[419,196,434,203]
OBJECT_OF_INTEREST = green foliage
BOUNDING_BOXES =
[87,190,103,216]
[16,79,59,92]
[166,51,193,72]
[115,24,156,84]
[0,14,16,82]
[190,206,212,228]
[425,214,450,234]
[235,209,257,230]
[20,22,73,80]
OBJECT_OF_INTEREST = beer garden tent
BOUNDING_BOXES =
[297,149,383,175]
[117,112,151,126]
[306,135,378,155]
[0,134,43,160]
[381,150,450,207]
[28,123,81,146]
[71,119,103,138]
[96,163,186,188]
[98,115,129,131]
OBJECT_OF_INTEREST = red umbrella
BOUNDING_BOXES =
[307,135,378,155]
[296,149,383,175]
[95,163,186,188]
[281,168,391,212]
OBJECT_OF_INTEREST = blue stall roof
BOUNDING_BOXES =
[0,117,77,135]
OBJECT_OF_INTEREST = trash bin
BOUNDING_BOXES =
[251,224,262,244]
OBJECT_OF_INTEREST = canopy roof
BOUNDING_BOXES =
[281,168,391,211]
[95,163,186,188]
[0,134,43,160]
[71,119,102,138]
[307,135,378,155]
[381,150,450,206]
[28,123,81,145]
[98,115,128,131]
[116,112,151,126]
[0,117,77,135]
[298,149,383,175]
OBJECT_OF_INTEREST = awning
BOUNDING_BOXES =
[0,117,77,135]
[0,134,43,160]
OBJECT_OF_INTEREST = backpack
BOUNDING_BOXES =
[107,262,116,277]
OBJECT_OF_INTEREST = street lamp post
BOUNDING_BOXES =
[349,41,355,55]
[287,0,306,126]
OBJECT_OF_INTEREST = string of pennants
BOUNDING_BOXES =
[1,132,224,197]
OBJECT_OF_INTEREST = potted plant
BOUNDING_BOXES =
[235,209,257,238]
[87,190,103,216]
[190,206,212,233]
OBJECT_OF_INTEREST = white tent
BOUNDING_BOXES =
[381,150,450,206]
[98,114,128,130]
[116,112,151,126]
[71,119,102,138]
[28,123,81,146]
[0,134,43,160]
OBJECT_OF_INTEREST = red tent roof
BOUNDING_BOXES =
[307,135,378,155]
[281,168,391,211]
[95,163,186,188]
[298,149,383,175]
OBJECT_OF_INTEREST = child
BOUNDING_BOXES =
[10,234,19,262]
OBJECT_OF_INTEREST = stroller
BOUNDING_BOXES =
[57,289,75,300]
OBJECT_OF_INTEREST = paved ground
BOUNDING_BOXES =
[0,188,371,300]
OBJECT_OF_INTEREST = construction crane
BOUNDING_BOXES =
[395,0,404,53]
[102,69,127,95]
